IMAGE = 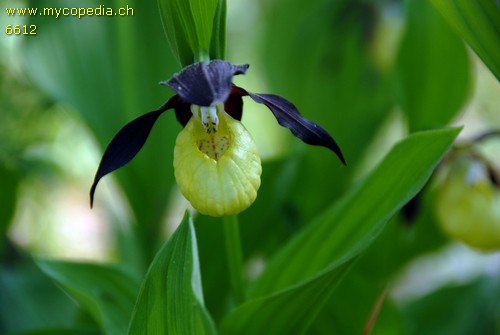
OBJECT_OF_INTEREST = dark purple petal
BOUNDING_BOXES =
[224,87,244,121]
[174,100,192,127]
[248,92,346,164]
[90,96,180,207]
[161,60,249,106]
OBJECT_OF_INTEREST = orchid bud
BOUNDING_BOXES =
[435,153,500,251]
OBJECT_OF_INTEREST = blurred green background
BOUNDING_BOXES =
[1,0,499,334]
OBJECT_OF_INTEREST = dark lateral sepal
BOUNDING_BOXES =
[162,60,249,107]
[90,97,178,207]
[248,92,346,165]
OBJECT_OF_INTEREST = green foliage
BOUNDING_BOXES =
[3,0,498,334]
[397,0,470,131]
[158,0,226,65]
[308,271,405,335]
[309,203,448,335]
[402,277,500,335]
[0,259,79,334]
[128,212,216,335]
[0,165,21,255]
[13,330,99,335]
[251,128,459,296]
[430,0,500,81]
[23,0,180,265]
[219,128,459,334]
[37,261,140,335]
[220,260,355,335]
[259,0,393,219]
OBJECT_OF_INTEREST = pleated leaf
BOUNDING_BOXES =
[158,0,225,65]
[220,128,459,334]
[221,128,460,334]
[0,164,22,255]
[36,261,140,335]
[258,0,393,224]
[128,211,216,335]
[254,127,460,296]
[402,277,500,335]
[220,257,355,335]
[397,0,470,132]
[430,0,500,81]
[0,259,79,333]
[24,0,180,263]
[14,329,99,335]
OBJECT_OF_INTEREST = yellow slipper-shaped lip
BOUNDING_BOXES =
[174,109,261,216]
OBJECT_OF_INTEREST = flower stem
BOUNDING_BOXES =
[223,215,245,305]
[196,49,210,64]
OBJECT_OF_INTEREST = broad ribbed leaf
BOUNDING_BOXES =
[209,0,226,60]
[251,127,460,297]
[189,0,219,55]
[158,0,224,65]
[0,259,78,334]
[221,128,460,334]
[128,211,216,335]
[402,277,500,335]
[24,0,180,263]
[430,0,500,81]
[397,0,470,132]
[258,0,392,225]
[220,257,355,335]
[14,329,99,335]
[36,261,140,335]
[308,270,404,335]
[0,164,21,254]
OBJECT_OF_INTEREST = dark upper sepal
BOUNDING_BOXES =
[248,92,346,165]
[161,60,249,107]
[90,96,179,207]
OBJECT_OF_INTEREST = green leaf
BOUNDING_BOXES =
[158,0,224,65]
[0,163,21,256]
[252,127,461,297]
[221,128,460,334]
[430,0,500,81]
[209,0,226,60]
[396,0,470,132]
[13,329,100,335]
[260,0,393,220]
[0,258,79,334]
[308,190,448,334]
[220,258,355,335]
[190,215,229,323]
[24,0,180,263]
[36,261,140,335]
[401,276,500,335]
[128,211,216,335]
[358,189,448,281]
[308,272,404,335]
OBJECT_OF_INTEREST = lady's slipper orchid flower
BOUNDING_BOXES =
[90,60,345,216]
